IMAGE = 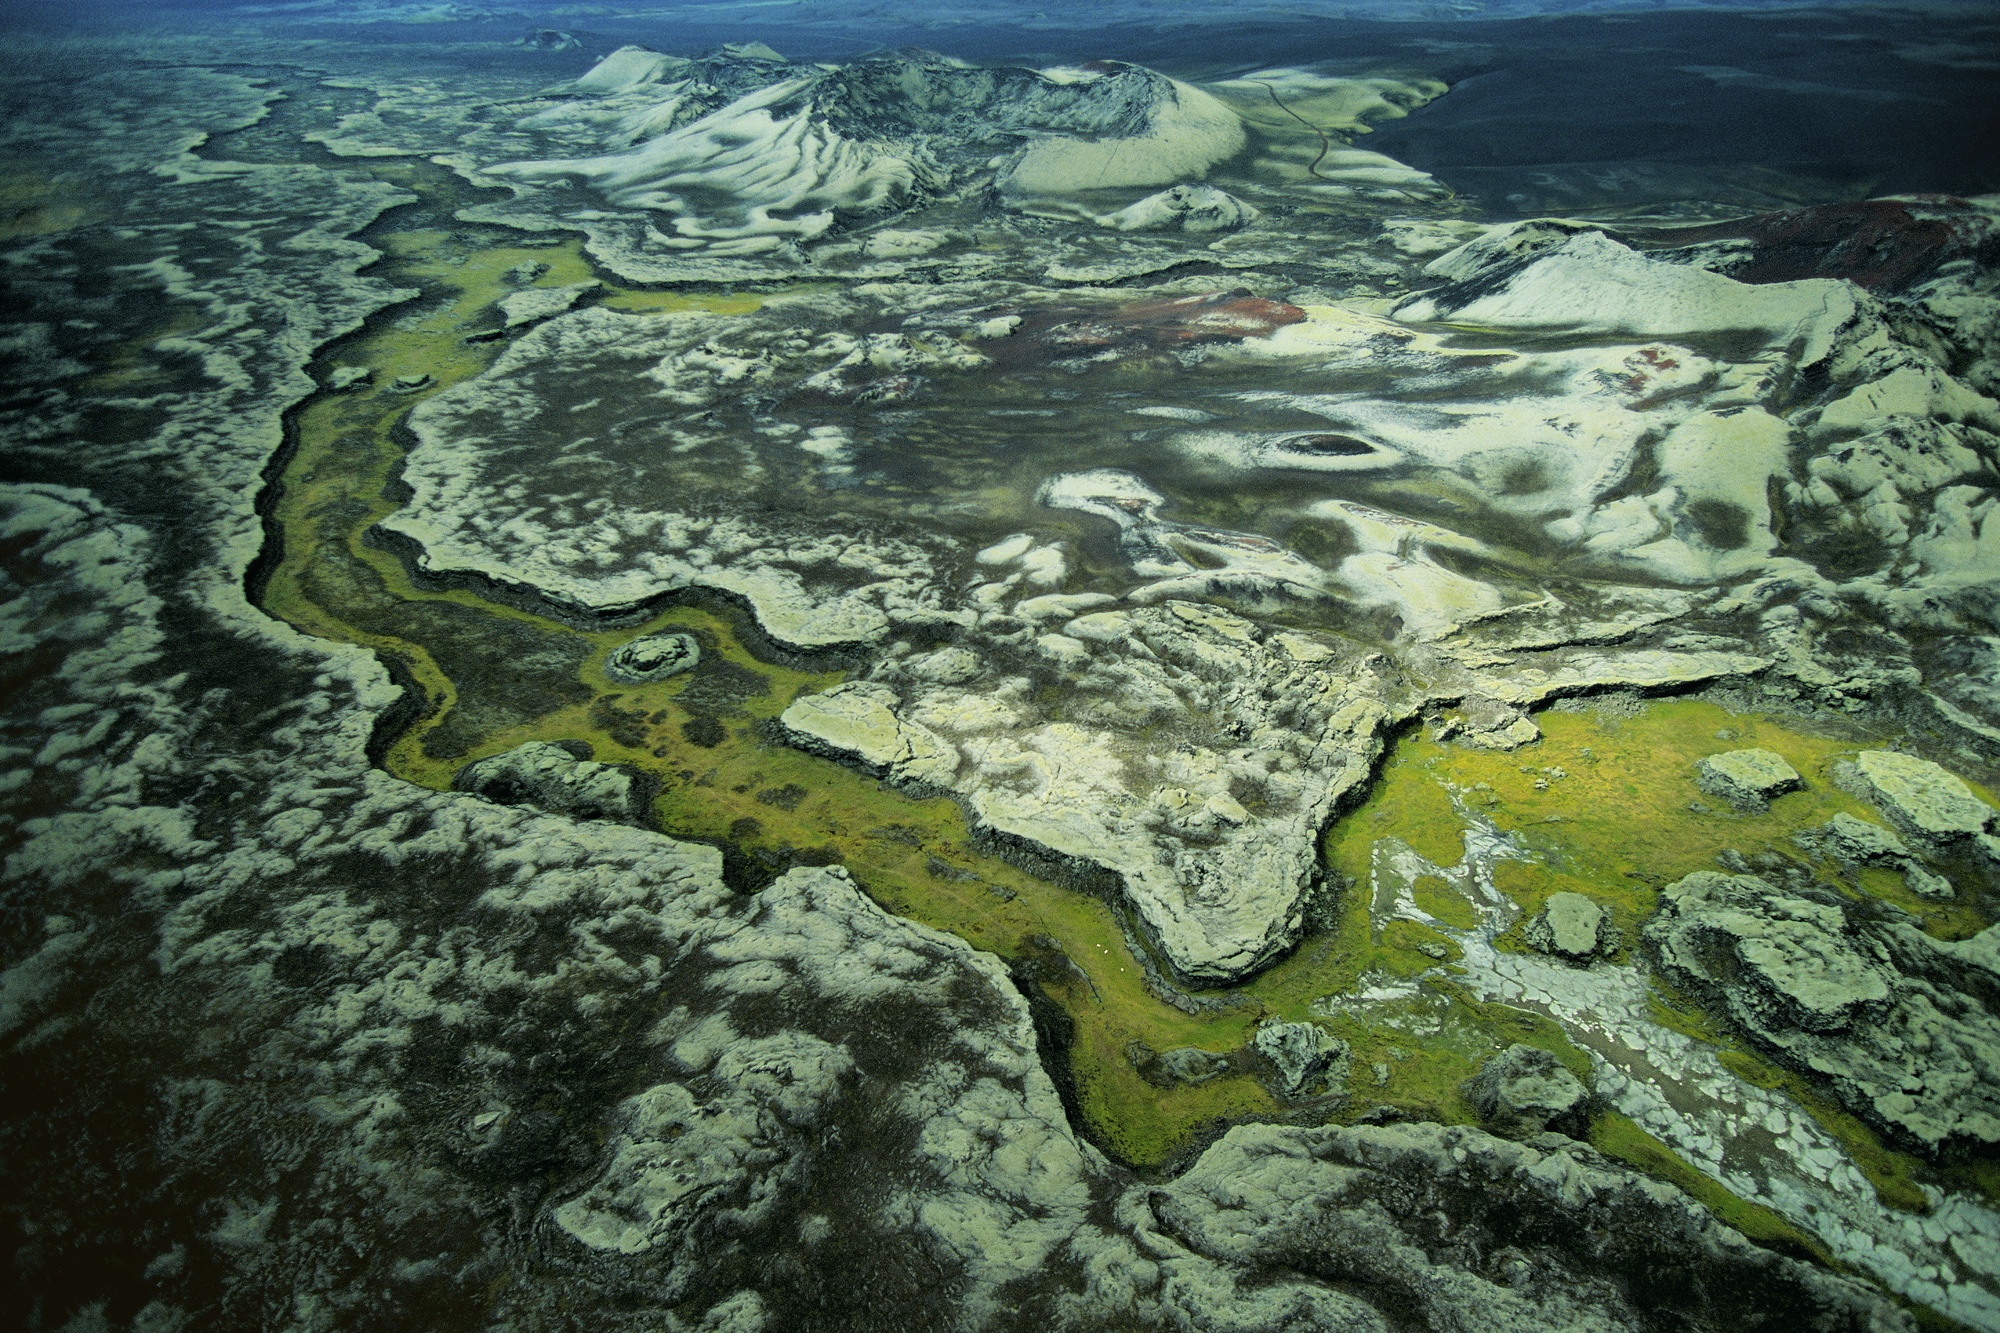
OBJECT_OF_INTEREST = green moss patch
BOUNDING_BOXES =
[1589,1110,1834,1264]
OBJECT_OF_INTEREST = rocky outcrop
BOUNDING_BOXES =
[1696,748,1805,811]
[868,600,1399,987]
[1127,1042,1231,1087]
[1804,812,1914,866]
[604,630,701,683]
[777,681,960,787]
[1794,813,1956,900]
[499,280,597,329]
[1523,891,1620,961]
[1465,1044,1592,1137]
[1843,750,1998,858]
[1648,871,2000,1154]
[454,740,652,823]
[1253,1019,1350,1098]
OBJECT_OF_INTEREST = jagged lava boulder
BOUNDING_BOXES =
[1254,1019,1350,1098]
[1465,1044,1592,1138]
[1523,891,1619,961]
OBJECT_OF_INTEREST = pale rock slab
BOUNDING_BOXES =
[778,682,961,787]
[1848,749,1996,850]
[1695,747,1805,812]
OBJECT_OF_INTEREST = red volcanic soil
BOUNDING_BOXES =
[1003,289,1307,360]
[1632,197,1995,293]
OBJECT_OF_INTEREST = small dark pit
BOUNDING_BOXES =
[1275,432,1377,457]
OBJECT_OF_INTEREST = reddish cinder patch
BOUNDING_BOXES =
[1104,290,1310,344]
[1612,344,1684,395]
[1633,197,1994,293]
[1034,289,1307,352]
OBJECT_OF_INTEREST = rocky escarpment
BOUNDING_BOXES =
[808,601,1403,986]
[1140,1121,1909,1332]
[1648,871,2000,1155]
